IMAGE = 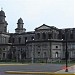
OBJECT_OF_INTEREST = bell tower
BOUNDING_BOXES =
[0,9,8,33]
[15,18,26,33]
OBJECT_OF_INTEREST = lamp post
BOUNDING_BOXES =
[31,38,34,63]
[31,43,34,63]
[65,29,68,72]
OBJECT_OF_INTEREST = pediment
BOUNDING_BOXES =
[35,24,51,31]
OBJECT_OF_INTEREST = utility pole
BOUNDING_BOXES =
[65,29,68,72]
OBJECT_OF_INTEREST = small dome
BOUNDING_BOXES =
[18,18,23,24]
[0,10,5,16]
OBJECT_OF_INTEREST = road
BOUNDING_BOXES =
[0,63,65,75]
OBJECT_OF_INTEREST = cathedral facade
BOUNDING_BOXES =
[0,9,75,62]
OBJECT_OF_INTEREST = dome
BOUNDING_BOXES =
[18,18,23,24]
[0,10,5,16]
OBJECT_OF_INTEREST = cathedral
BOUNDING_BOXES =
[0,9,75,62]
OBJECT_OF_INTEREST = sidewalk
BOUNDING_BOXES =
[55,65,75,73]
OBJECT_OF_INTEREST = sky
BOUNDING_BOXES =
[0,0,74,33]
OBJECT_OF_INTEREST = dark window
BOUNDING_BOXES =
[22,52,26,59]
[62,34,65,40]
[4,27,6,32]
[31,37,34,40]
[37,33,40,39]
[25,37,27,43]
[9,37,11,43]
[3,48,5,50]
[54,33,57,39]
[38,52,40,56]
[44,52,46,57]
[48,33,52,39]
[12,38,15,43]
[42,33,46,39]
[0,48,2,54]
[70,34,73,39]
[7,52,12,59]
[58,33,61,39]
[56,46,58,48]
[3,53,5,58]
[37,45,40,48]
[18,37,21,43]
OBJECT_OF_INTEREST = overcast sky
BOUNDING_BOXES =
[0,0,74,32]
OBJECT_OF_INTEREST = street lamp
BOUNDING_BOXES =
[65,29,68,72]
[31,38,34,63]
[31,43,34,63]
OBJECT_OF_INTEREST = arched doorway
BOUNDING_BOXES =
[55,52,58,58]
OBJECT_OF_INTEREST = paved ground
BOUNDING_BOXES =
[0,63,65,75]
[0,63,75,75]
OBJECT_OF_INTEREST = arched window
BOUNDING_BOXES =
[37,33,40,39]
[42,33,46,39]
[55,52,58,58]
